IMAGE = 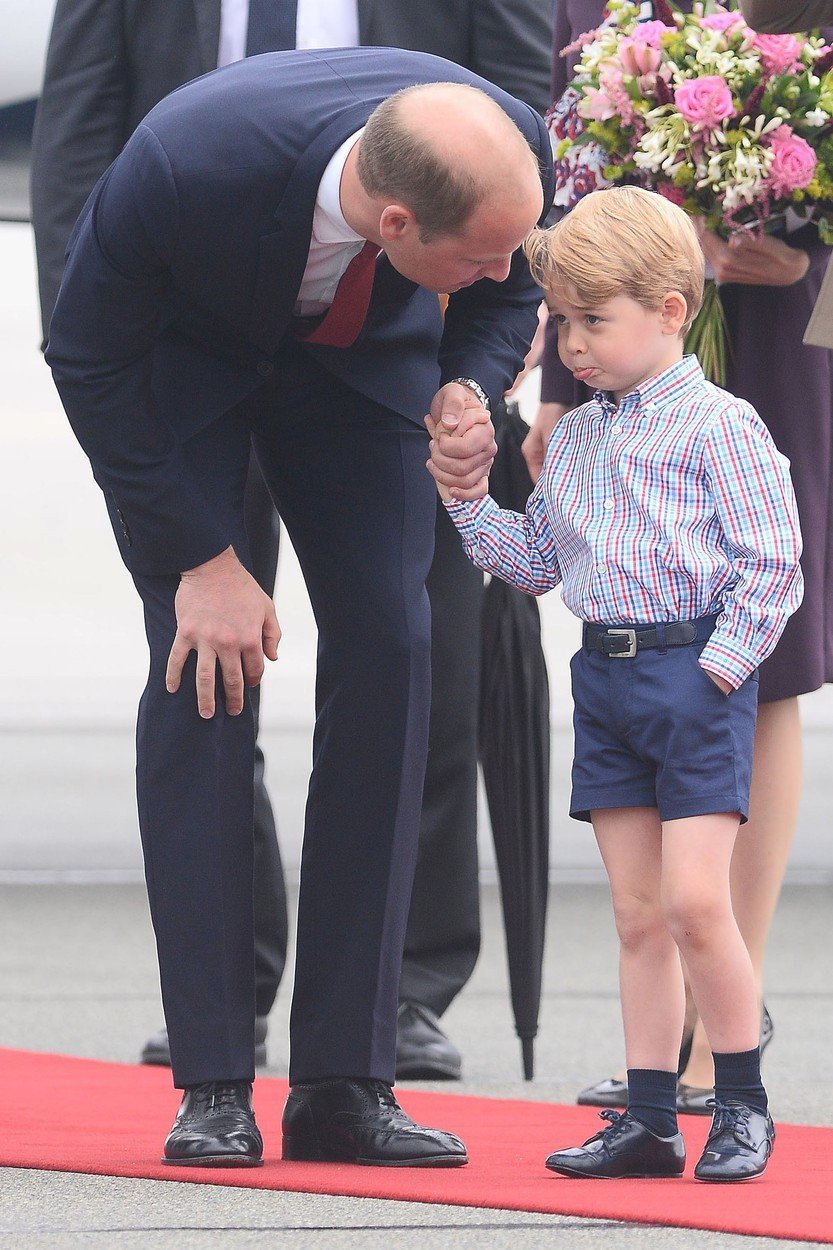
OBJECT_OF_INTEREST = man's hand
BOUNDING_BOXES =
[425,383,497,502]
[166,545,281,718]
[522,402,568,482]
[694,219,809,287]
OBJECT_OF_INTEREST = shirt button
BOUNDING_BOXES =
[596,563,606,573]
[257,360,274,377]
[610,425,622,436]
[603,499,614,510]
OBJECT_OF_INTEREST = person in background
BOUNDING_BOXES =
[433,186,802,1182]
[31,0,554,1082]
[531,0,833,1117]
[740,1,833,30]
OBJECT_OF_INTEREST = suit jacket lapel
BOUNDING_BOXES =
[192,0,222,73]
[248,99,380,355]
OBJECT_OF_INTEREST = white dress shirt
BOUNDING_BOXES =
[218,0,359,67]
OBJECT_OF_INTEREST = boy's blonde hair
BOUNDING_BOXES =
[525,186,705,333]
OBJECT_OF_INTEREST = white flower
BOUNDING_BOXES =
[805,108,829,127]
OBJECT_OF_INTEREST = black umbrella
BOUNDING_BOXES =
[479,399,551,1080]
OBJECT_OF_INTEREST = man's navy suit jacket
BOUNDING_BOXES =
[46,47,555,578]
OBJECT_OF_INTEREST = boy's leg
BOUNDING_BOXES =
[662,814,774,1180]
[546,806,685,1179]
[661,814,759,1055]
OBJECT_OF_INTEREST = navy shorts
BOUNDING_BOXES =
[570,617,759,824]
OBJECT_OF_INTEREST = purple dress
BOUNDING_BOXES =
[541,0,833,701]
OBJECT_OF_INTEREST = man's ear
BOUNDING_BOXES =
[378,203,416,244]
[659,289,688,335]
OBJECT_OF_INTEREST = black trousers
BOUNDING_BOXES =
[129,343,436,1086]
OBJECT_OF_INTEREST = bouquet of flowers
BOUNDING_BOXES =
[549,0,833,382]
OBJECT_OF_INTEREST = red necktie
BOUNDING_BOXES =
[301,241,381,349]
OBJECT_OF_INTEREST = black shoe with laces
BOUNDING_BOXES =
[162,1080,263,1167]
[693,1099,775,1182]
[395,1002,462,1081]
[282,1077,468,1166]
[546,1109,686,1179]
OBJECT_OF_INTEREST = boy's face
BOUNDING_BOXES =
[548,288,686,404]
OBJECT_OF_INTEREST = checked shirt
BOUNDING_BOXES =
[445,356,804,688]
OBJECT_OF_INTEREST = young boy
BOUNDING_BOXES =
[427,186,803,1182]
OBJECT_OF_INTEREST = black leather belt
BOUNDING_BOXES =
[583,615,717,658]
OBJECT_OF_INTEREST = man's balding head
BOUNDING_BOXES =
[357,83,541,241]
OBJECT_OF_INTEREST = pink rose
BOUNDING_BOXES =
[767,125,816,196]
[618,36,662,77]
[752,33,804,76]
[630,20,667,48]
[701,11,745,34]
[579,85,618,122]
[674,76,735,129]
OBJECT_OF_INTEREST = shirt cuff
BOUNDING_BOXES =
[443,494,499,537]
[698,633,759,690]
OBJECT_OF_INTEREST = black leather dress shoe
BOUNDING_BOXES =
[395,1002,462,1080]
[282,1077,468,1166]
[694,1100,774,1182]
[141,1016,269,1068]
[576,1077,629,1109]
[163,1080,263,1167]
[546,1110,686,1179]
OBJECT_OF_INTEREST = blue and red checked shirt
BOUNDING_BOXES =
[445,356,804,688]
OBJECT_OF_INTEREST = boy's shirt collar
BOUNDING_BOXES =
[594,355,705,419]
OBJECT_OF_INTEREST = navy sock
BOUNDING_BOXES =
[626,1068,678,1137]
[713,1047,768,1115]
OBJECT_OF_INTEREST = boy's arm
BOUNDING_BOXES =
[699,405,804,688]
[427,416,562,596]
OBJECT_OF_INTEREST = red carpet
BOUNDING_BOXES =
[1,1048,831,1242]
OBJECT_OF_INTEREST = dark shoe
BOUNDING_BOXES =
[141,1016,269,1068]
[546,1109,685,1179]
[694,1100,775,1182]
[282,1077,468,1167]
[163,1080,263,1167]
[678,1004,774,1116]
[577,1077,628,1109]
[395,1001,462,1081]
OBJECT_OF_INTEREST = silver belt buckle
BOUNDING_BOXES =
[608,628,637,658]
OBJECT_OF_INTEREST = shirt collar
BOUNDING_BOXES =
[594,355,706,418]
[314,127,366,245]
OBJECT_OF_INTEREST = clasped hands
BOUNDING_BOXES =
[424,380,497,504]
[166,383,495,716]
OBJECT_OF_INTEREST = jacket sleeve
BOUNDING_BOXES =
[30,0,130,346]
[469,0,554,115]
[739,0,833,30]
[45,125,232,578]
[438,107,555,402]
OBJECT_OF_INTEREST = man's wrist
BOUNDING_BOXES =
[448,377,490,411]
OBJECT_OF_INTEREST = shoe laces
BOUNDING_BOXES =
[706,1099,750,1140]
[368,1080,401,1112]
[190,1081,247,1112]
[588,1108,631,1145]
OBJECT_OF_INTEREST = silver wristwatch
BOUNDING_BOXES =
[449,377,490,411]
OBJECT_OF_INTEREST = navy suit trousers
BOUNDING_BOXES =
[127,339,436,1087]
